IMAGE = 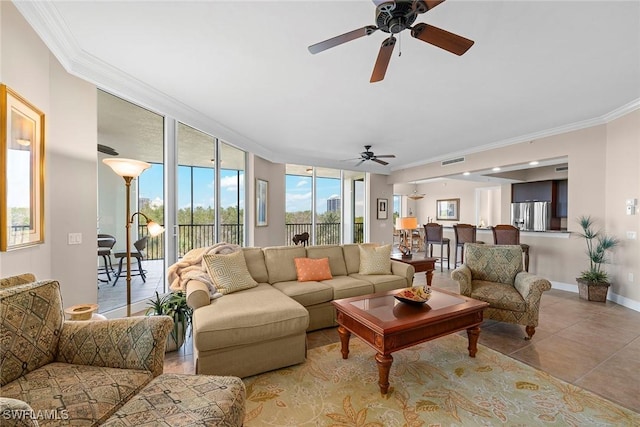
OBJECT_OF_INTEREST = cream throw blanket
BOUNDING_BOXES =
[168,242,240,296]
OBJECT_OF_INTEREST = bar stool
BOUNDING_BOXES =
[98,234,116,283]
[492,224,530,272]
[453,224,482,267]
[423,223,450,272]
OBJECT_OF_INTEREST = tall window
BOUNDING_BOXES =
[315,168,341,245]
[285,165,313,244]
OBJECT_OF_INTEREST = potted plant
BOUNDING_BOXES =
[146,291,192,351]
[576,215,619,302]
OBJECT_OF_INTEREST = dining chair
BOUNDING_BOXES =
[113,236,149,285]
[97,234,116,283]
[492,224,530,272]
[423,223,450,271]
[453,224,482,267]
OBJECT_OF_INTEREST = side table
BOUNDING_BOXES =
[391,254,436,286]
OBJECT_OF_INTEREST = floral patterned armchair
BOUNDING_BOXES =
[451,244,551,340]
[0,275,172,426]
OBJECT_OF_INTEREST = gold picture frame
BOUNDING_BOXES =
[436,198,460,221]
[256,178,268,227]
[1,84,45,251]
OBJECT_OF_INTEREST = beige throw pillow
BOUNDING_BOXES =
[203,251,258,295]
[358,244,392,275]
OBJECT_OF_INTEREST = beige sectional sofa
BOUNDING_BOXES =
[184,244,415,378]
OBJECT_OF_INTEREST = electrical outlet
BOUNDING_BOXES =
[626,231,637,240]
[628,273,634,283]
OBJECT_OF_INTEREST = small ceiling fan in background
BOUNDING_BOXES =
[343,145,396,166]
[308,0,474,83]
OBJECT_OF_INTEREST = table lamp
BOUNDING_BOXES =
[395,217,418,258]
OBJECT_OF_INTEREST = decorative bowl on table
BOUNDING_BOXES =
[394,286,432,306]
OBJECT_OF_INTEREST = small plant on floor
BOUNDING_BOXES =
[576,215,619,284]
[146,291,192,351]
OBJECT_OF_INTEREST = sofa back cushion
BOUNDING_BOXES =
[263,246,307,283]
[358,244,392,274]
[306,245,348,276]
[242,247,269,283]
[0,280,64,386]
[203,251,258,295]
[464,243,523,284]
[0,273,36,289]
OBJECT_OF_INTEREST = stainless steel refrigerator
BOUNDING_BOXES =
[510,202,551,231]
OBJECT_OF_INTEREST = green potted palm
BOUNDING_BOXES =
[576,216,619,302]
[146,291,192,351]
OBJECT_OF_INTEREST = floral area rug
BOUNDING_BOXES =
[243,333,639,426]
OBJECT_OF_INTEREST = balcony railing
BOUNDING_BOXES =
[139,222,364,260]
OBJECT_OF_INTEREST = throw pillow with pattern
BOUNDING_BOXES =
[294,257,333,282]
[203,251,258,295]
[358,244,392,275]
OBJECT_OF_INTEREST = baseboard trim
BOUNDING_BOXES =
[551,281,639,312]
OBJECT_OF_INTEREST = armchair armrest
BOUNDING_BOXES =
[0,397,38,427]
[186,279,212,310]
[56,316,173,377]
[390,260,415,287]
[514,272,552,304]
[451,265,472,295]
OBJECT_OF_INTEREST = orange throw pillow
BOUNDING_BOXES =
[294,257,333,282]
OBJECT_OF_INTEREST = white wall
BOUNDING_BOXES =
[367,173,394,245]
[0,1,97,308]
[251,155,286,247]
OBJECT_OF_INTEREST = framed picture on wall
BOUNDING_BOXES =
[1,84,45,251]
[256,178,268,227]
[377,198,388,220]
[436,198,460,221]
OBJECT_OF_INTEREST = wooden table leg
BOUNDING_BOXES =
[375,353,393,395]
[337,326,351,359]
[466,326,480,357]
[426,269,434,287]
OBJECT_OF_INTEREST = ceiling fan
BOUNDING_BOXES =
[308,0,474,83]
[343,145,396,166]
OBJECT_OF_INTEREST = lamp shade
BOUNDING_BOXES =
[396,217,418,230]
[103,158,151,178]
[146,220,165,237]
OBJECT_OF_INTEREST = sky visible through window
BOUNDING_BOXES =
[286,174,341,214]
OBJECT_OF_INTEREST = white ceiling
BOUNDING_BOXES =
[16,0,640,174]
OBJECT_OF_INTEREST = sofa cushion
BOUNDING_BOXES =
[242,247,269,283]
[294,257,333,282]
[465,244,523,284]
[0,362,153,425]
[306,245,348,276]
[322,276,374,300]
[0,273,36,289]
[470,280,527,312]
[193,284,309,352]
[350,273,408,293]
[1,280,64,386]
[358,244,392,274]
[203,251,258,295]
[263,246,307,283]
[272,280,334,307]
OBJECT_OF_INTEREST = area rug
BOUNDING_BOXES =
[243,334,639,426]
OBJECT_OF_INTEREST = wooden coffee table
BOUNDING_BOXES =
[332,287,489,394]
[391,254,437,286]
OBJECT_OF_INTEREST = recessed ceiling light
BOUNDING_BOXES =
[529,161,539,166]
[492,167,501,172]
[463,172,470,176]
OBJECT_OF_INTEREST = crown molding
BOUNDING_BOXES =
[394,98,640,172]
[12,0,275,162]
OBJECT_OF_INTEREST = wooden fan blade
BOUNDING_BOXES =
[414,0,446,14]
[370,36,396,83]
[355,159,365,167]
[411,23,474,56]
[372,158,389,166]
[309,26,378,54]
[374,154,396,158]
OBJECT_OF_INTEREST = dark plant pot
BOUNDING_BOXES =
[576,278,610,302]
[165,319,187,352]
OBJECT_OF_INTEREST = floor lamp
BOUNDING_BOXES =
[103,158,165,317]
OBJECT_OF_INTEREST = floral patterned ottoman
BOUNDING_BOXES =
[101,373,245,427]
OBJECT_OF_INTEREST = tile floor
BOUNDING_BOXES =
[164,268,640,413]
